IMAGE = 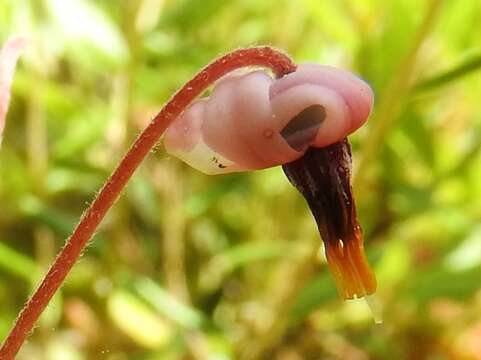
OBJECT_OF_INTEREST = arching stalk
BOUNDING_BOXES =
[0,47,296,360]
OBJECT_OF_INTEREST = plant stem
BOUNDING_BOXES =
[0,47,296,360]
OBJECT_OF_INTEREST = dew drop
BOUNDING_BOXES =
[263,129,274,139]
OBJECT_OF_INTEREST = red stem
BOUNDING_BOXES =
[0,47,296,359]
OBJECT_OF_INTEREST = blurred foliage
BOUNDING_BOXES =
[1,0,481,359]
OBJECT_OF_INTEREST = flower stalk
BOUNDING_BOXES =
[0,47,296,360]
[0,45,377,359]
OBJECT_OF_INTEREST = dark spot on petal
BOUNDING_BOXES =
[280,105,326,151]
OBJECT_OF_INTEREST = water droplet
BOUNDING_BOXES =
[263,129,274,139]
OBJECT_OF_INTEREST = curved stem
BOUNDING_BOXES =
[0,47,296,359]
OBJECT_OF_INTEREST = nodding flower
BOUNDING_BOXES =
[0,37,26,146]
[164,63,377,303]
[0,47,382,360]
[164,64,373,174]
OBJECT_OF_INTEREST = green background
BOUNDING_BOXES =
[1,0,481,359]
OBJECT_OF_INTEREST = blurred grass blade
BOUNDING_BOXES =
[162,0,228,31]
[107,290,173,349]
[19,196,77,236]
[414,50,481,92]
[291,273,337,321]
[134,278,205,330]
[218,241,294,270]
[199,241,298,293]
[445,226,481,272]
[0,242,38,281]
[353,0,444,191]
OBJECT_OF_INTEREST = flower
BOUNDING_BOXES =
[164,64,373,175]
[0,37,26,145]
[164,63,377,300]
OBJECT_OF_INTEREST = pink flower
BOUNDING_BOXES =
[164,61,377,300]
[0,37,26,145]
[164,64,373,174]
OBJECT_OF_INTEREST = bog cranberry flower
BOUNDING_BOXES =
[0,37,26,146]
[164,62,377,301]
[165,64,373,174]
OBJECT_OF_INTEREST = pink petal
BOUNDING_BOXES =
[165,99,242,175]
[0,37,26,142]
[270,64,374,133]
[270,83,350,148]
[202,70,300,169]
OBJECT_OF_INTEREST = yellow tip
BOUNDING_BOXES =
[324,235,377,300]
